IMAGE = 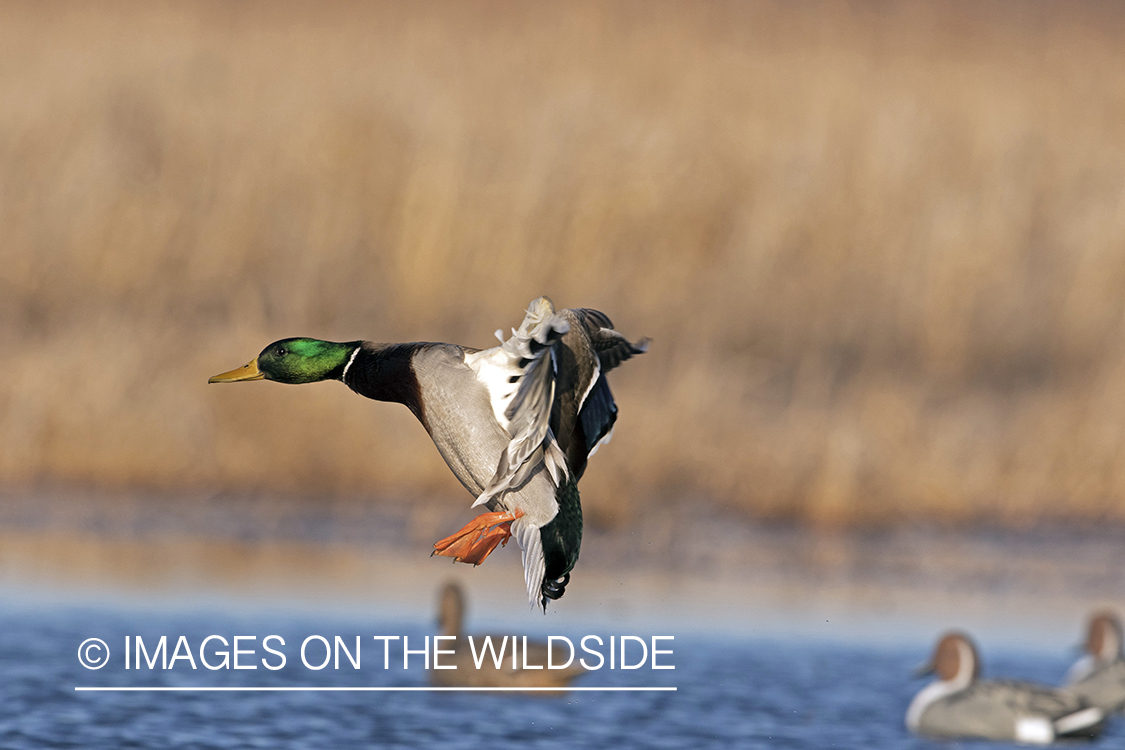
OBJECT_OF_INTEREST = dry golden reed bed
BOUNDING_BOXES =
[1,1,1124,528]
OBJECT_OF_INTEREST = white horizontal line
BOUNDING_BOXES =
[75,686,676,692]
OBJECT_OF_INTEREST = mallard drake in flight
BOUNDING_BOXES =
[209,297,647,610]
[907,631,1104,743]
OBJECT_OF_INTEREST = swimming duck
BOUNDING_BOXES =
[907,631,1104,743]
[1063,610,1125,713]
[430,581,586,689]
[209,297,646,610]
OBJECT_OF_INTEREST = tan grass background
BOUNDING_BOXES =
[2,0,1125,528]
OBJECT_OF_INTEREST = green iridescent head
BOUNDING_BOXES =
[209,338,360,385]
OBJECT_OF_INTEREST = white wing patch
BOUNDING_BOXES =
[466,297,571,509]
[464,345,520,433]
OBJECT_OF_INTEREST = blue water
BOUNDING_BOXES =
[2,605,1123,749]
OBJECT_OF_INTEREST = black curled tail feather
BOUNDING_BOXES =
[541,573,570,603]
[538,476,582,609]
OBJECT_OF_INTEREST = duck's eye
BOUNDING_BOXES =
[276,348,287,356]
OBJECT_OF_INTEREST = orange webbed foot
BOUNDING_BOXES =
[433,509,524,566]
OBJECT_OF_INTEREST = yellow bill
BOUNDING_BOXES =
[208,359,264,383]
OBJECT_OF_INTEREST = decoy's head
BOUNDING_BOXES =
[1085,611,1123,664]
[917,631,980,687]
[209,338,359,385]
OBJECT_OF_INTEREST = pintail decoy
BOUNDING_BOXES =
[1063,610,1125,713]
[430,581,586,688]
[209,297,647,609]
[907,631,1105,743]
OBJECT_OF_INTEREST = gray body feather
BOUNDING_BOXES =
[1065,659,1125,713]
[912,679,1104,742]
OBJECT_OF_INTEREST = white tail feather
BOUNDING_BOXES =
[513,517,545,608]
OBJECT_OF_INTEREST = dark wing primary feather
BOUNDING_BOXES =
[553,308,648,478]
[571,308,649,373]
[570,307,615,331]
[578,376,617,460]
[591,328,649,372]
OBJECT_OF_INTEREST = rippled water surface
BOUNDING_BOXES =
[3,605,1123,749]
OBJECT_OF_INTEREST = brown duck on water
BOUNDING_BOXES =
[430,581,586,689]
[209,297,647,610]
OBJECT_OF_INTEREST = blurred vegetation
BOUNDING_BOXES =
[2,0,1125,528]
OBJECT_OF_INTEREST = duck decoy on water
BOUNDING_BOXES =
[209,297,647,610]
[430,581,586,689]
[907,632,1105,744]
[1063,610,1125,713]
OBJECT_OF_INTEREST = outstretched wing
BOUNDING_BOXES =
[556,307,649,477]
[470,297,570,509]
[463,298,647,609]
[570,308,650,373]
